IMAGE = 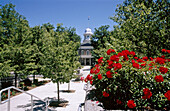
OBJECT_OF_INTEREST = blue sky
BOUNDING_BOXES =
[0,0,125,42]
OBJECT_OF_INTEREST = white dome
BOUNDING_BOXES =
[85,28,91,32]
[84,28,93,35]
[83,28,93,42]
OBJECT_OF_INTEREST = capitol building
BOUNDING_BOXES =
[78,28,94,66]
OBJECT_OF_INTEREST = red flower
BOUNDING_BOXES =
[142,56,148,60]
[168,59,170,62]
[80,77,84,81]
[90,68,95,74]
[167,50,170,53]
[130,51,135,56]
[108,60,113,66]
[150,57,153,61]
[164,90,170,101]
[98,57,103,64]
[90,81,93,85]
[142,88,152,99]
[134,57,138,59]
[107,49,115,55]
[98,74,102,80]
[106,71,113,78]
[161,55,165,59]
[141,63,146,67]
[86,74,93,81]
[91,67,100,74]
[123,54,129,61]
[132,59,135,64]
[95,64,100,68]
[127,100,136,108]
[103,91,109,97]
[84,78,88,83]
[155,57,165,64]
[159,67,168,74]
[133,63,140,69]
[114,63,122,70]
[110,55,119,62]
[107,66,112,69]
[95,68,100,74]
[116,99,122,104]
[118,52,123,57]
[137,59,144,63]
[155,75,164,82]
[122,50,130,55]
[149,67,153,70]
[162,49,166,53]
[149,62,155,67]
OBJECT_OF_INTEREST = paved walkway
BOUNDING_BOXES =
[0,66,90,111]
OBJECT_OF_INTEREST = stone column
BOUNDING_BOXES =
[85,58,86,65]
[81,58,83,65]
[90,58,91,65]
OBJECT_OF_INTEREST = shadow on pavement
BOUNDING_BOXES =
[16,97,69,111]
[59,90,76,93]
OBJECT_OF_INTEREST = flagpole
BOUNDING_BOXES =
[88,16,90,28]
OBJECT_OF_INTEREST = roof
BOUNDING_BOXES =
[79,41,93,49]
[81,42,91,46]
[79,46,93,49]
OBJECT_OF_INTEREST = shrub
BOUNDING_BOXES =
[85,49,169,110]
[19,82,28,91]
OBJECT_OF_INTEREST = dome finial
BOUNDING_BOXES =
[88,16,90,28]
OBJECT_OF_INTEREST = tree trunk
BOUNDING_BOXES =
[57,81,60,102]
[15,73,18,87]
[33,73,35,84]
[68,82,70,91]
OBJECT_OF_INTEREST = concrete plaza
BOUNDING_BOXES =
[0,66,90,111]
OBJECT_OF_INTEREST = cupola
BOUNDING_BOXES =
[83,28,93,42]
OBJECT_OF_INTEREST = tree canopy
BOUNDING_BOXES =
[0,4,81,90]
[91,0,169,61]
[110,0,170,57]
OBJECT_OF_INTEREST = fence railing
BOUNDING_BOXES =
[0,86,49,111]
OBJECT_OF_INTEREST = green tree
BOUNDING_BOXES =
[91,25,137,62]
[91,25,110,50]
[64,41,81,91]
[110,0,170,57]
[26,26,46,84]
[41,23,81,101]
[91,25,111,63]
[0,4,32,87]
[8,15,31,87]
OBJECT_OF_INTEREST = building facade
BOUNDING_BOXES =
[78,28,94,66]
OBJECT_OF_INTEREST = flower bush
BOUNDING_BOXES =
[1,90,16,101]
[19,82,28,91]
[84,49,169,110]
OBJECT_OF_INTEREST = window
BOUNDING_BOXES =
[87,50,90,55]
[87,35,89,39]
[81,50,84,55]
